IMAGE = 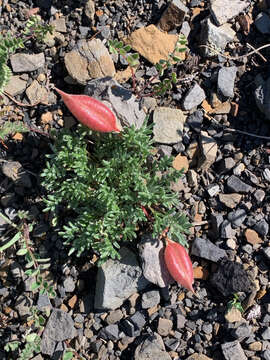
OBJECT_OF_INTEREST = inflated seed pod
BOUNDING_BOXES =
[54,87,120,133]
[164,239,194,292]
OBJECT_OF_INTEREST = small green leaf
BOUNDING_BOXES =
[171,72,177,84]
[16,248,28,256]
[0,232,21,252]
[31,282,41,291]
[123,45,131,52]
[63,350,74,360]
[172,56,181,62]
[26,333,38,342]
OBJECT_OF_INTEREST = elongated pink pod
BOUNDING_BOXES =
[54,88,120,133]
[164,239,194,292]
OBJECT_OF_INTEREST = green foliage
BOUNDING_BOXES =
[0,211,56,298]
[0,120,30,142]
[0,15,53,94]
[107,34,187,97]
[227,293,244,313]
[41,123,191,263]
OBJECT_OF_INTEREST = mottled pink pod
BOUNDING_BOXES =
[54,87,120,133]
[164,239,194,292]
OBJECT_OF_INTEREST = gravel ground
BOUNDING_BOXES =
[0,0,270,359]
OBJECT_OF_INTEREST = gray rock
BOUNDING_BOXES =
[41,309,76,355]
[63,276,75,292]
[218,157,236,174]
[10,262,24,280]
[158,0,189,32]
[191,237,227,262]
[187,110,203,132]
[220,220,235,239]
[158,318,173,337]
[141,290,160,309]
[99,324,120,341]
[221,340,247,360]
[181,21,191,38]
[153,107,186,144]
[202,323,213,334]
[134,333,171,360]
[254,219,269,236]
[231,322,251,341]
[262,328,270,340]
[10,53,45,72]
[15,295,33,317]
[228,209,247,228]
[207,184,220,197]
[158,145,173,157]
[254,74,270,120]
[164,338,180,351]
[50,18,66,33]
[37,294,52,311]
[1,161,32,188]
[138,234,174,288]
[130,311,146,332]
[85,77,145,130]
[263,168,270,182]
[65,39,115,85]
[263,350,270,360]
[210,0,249,26]
[4,75,27,96]
[94,247,150,310]
[263,247,270,260]
[227,175,253,193]
[200,18,235,57]
[211,213,224,236]
[182,83,206,110]
[106,309,123,324]
[218,66,237,98]
[255,12,270,34]
[197,131,217,171]
[176,314,186,329]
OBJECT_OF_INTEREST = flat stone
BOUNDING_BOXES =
[219,193,242,209]
[42,309,76,341]
[124,25,185,65]
[210,0,249,26]
[220,220,235,239]
[228,209,247,227]
[225,308,243,323]
[138,234,174,288]
[106,309,123,324]
[200,18,235,57]
[85,77,145,129]
[95,247,150,310]
[218,66,237,98]
[26,80,48,104]
[227,175,253,193]
[4,75,27,96]
[157,318,173,337]
[255,12,270,34]
[134,333,171,360]
[221,341,247,360]
[15,295,33,317]
[50,18,67,32]
[186,355,213,360]
[10,53,45,72]
[1,161,32,188]
[173,155,189,172]
[182,83,206,110]
[191,237,227,262]
[197,131,217,171]
[153,107,186,144]
[187,110,203,132]
[63,276,75,292]
[141,290,160,309]
[245,229,263,245]
[65,39,115,85]
[231,322,251,341]
[262,328,270,340]
[158,0,189,32]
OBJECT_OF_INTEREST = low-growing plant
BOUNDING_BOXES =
[227,293,244,313]
[0,210,56,298]
[108,33,187,98]
[41,122,191,264]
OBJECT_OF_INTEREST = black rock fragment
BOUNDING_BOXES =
[210,259,254,296]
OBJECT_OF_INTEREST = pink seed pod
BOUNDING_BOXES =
[164,239,194,292]
[54,87,120,133]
